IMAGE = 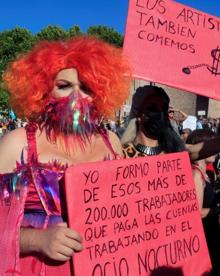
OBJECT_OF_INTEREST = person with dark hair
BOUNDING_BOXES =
[186,129,220,276]
[181,128,192,143]
[122,85,186,158]
[150,266,184,276]
[0,36,131,275]
[121,85,220,161]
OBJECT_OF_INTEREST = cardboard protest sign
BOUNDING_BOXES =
[123,0,220,100]
[65,152,211,276]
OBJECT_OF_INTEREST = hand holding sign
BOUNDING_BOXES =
[65,152,211,275]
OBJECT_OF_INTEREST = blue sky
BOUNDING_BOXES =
[1,0,220,34]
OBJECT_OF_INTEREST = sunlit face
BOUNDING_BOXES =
[51,68,92,99]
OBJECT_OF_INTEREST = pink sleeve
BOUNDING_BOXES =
[0,173,27,274]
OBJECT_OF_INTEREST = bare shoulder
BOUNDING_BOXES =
[0,128,27,172]
[192,167,204,185]
[0,127,27,149]
[107,130,123,156]
[192,168,201,178]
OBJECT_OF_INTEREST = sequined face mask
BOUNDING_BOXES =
[39,92,99,148]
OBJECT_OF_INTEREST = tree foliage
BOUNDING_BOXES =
[0,84,10,115]
[87,25,123,47]
[35,25,68,41]
[67,25,83,38]
[0,27,35,77]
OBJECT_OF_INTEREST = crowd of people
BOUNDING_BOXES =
[1,112,220,142]
[0,117,26,137]
[100,108,220,141]
[196,117,220,134]
[0,35,220,276]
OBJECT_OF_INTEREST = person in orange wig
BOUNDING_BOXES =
[0,36,131,275]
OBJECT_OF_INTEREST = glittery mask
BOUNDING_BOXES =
[39,92,99,148]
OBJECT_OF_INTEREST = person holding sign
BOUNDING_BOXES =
[121,85,220,161]
[0,36,131,275]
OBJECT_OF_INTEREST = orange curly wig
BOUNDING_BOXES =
[3,36,132,120]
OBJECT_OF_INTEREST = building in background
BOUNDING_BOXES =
[118,79,220,119]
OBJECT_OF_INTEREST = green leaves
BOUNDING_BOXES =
[87,25,123,47]
[35,25,68,41]
[0,86,9,115]
[0,27,35,76]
